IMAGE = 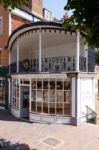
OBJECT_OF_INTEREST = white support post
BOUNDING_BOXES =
[76,30,80,72]
[29,77,31,113]
[84,44,88,72]
[39,28,42,72]
[9,13,12,36]
[17,38,19,73]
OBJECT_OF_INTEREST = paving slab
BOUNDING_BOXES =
[0,109,99,150]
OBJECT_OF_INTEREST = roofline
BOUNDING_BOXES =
[6,21,86,49]
[20,8,44,20]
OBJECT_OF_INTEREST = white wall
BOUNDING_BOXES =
[77,77,95,123]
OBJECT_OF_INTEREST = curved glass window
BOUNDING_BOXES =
[12,78,19,109]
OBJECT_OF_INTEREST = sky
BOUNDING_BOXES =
[43,0,68,19]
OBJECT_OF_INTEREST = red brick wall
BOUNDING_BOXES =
[12,15,30,31]
[0,5,9,66]
[31,0,43,16]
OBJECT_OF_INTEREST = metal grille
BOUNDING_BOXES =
[42,137,62,148]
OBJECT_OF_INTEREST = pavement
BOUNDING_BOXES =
[0,109,99,150]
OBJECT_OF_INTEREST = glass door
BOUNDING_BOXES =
[20,86,29,118]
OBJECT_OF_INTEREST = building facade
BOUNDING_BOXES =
[0,0,44,108]
[6,21,96,125]
[0,0,43,67]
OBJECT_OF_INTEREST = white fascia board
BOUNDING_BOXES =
[32,10,43,20]
[12,8,33,21]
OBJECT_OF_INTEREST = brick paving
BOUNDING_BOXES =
[0,109,99,150]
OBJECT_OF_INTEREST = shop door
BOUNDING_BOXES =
[20,86,29,118]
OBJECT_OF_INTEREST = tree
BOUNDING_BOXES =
[0,0,28,10]
[64,0,99,48]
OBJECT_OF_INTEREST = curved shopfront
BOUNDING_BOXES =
[6,21,95,125]
[11,74,71,124]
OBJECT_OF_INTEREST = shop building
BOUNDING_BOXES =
[6,21,96,125]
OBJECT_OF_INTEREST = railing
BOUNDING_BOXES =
[10,56,86,74]
[86,105,97,124]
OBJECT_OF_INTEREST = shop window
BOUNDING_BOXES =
[56,103,63,114]
[37,80,42,89]
[20,79,30,84]
[50,80,55,89]
[64,81,70,90]
[50,90,55,102]
[56,81,63,90]
[43,80,49,89]
[43,90,48,101]
[31,101,36,112]
[32,80,36,89]
[12,79,19,109]
[31,90,36,101]
[49,103,55,114]
[64,103,70,115]
[37,90,42,102]
[0,17,3,35]
[56,91,63,102]
[64,91,71,102]
[43,102,48,113]
[0,78,6,105]
[37,102,42,113]
[31,78,71,116]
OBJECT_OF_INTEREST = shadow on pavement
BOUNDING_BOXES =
[0,139,38,150]
[0,109,30,123]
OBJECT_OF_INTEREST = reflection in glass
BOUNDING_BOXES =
[50,90,55,102]
[43,80,48,89]
[64,103,70,115]
[37,80,42,89]
[64,91,70,102]
[56,103,63,114]
[43,102,48,113]
[32,80,36,89]
[57,81,63,90]
[50,81,55,89]
[49,103,55,114]
[32,90,36,101]
[30,78,71,116]
[37,90,42,102]
[64,81,70,90]
[37,102,42,113]
[31,101,36,111]
[43,90,48,101]
[56,91,63,102]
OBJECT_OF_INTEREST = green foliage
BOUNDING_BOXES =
[0,0,28,11]
[64,0,99,48]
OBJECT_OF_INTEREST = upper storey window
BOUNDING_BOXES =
[0,17,3,35]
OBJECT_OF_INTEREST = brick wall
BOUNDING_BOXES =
[31,0,43,16]
[0,5,9,66]
[12,15,30,31]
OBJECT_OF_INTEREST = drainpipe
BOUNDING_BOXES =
[39,27,42,72]
[17,38,19,73]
